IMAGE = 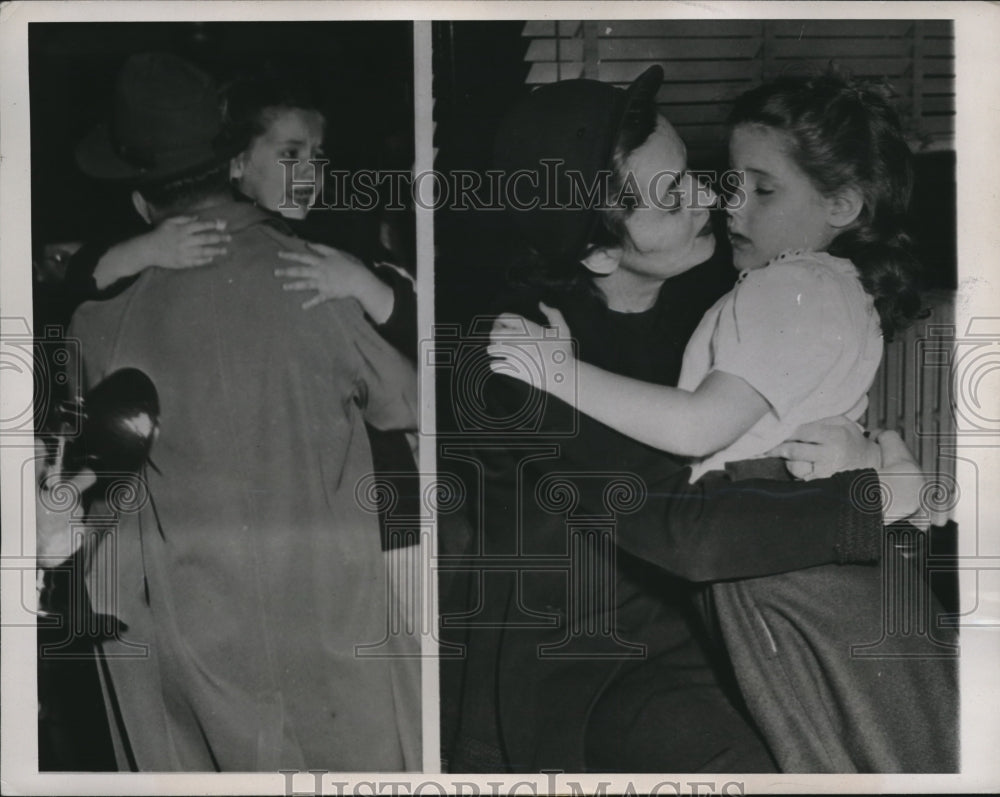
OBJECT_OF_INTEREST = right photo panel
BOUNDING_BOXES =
[432,19,959,776]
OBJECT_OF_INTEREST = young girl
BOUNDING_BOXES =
[68,71,415,354]
[489,73,957,772]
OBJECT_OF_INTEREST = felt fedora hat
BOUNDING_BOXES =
[76,52,240,184]
[493,65,663,264]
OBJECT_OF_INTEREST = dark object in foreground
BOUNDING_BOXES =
[61,367,160,477]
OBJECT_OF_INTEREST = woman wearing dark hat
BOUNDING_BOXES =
[442,66,927,773]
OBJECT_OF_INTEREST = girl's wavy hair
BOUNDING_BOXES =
[220,65,325,153]
[729,69,926,340]
[506,92,659,303]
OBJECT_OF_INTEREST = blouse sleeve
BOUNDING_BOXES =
[712,260,845,418]
[63,238,141,302]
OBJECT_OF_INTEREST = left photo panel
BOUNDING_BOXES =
[29,21,420,772]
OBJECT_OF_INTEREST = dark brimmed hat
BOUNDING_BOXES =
[76,52,241,185]
[493,65,663,264]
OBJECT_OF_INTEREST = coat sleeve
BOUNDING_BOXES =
[371,263,417,361]
[601,460,883,582]
[343,302,418,433]
[482,363,884,583]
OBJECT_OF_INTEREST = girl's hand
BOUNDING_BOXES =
[143,216,230,269]
[93,217,229,290]
[275,242,394,321]
[487,302,576,400]
[766,415,880,480]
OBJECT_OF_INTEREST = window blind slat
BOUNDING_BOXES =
[657,83,754,104]
[525,61,584,84]
[765,57,912,79]
[923,77,955,94]
[919,20,954,37]
[525,39,584,62]
[921,38,955,57]
[922,96,956,113]
[770,38,912,58]
[521,21,582,38]
[671,122,729,145]
[598,20,763,38]
[919,115,955,135]
[600,61,758,83]
[598,37,761,60]
[768,20,914,37]
[654,103,733,125]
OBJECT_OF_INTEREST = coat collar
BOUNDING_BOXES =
[182,195,295,236]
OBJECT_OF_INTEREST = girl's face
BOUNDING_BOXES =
[726,123,837,270]
[231,107,325,220]
[616,116,717,280]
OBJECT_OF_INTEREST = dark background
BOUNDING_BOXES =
[29,20,414,772]
[30,21,414,248]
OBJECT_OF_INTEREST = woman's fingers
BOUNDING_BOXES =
[764,440,818,462]
[274,265,319,279]
[784,459,816,480]
[187,220,229,236]
[194,246,228,260]
[277,251,320,267]
[301,295,326,310]
[491,313,529,336]
[486,343,516,369]
[169,217,228,240]
[306,241,337,257]
[190,231,231,246]
[282,280,315,292]
[538,302,569,335]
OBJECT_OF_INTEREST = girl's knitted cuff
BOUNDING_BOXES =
[834,468,884,564]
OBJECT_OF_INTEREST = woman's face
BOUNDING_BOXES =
[615,116,717,281]
[231,107,325,220]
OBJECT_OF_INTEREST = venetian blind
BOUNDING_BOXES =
[523,19,955,165]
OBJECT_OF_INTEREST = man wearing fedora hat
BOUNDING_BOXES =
[65,52,419,771]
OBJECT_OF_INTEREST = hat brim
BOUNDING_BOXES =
[75,121,239,185]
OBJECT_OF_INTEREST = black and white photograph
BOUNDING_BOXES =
[433,15,965,778]
[23,18,421,774]
[1,2,999,795]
